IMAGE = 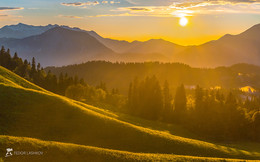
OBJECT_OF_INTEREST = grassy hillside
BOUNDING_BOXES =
[0,66,45,92]
[0,135,255,162]
[1,66,260,160]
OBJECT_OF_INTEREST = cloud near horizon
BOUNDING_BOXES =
[170,0,260,9]
[103,0,260,18]
[58,15,83,19]
[61,1,100,7]
[59,0,260,18]
[125,0,260,5]
[0,7,24,11]
[61,1,119,7]
[0,7,24,21]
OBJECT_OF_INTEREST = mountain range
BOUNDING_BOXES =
[0,23,260,67]
[0,27,115,66]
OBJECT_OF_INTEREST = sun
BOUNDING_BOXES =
[179,17,188,27]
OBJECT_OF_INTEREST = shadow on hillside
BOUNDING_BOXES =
[75,100,260,155]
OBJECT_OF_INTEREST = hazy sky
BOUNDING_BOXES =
[0,0,260,45]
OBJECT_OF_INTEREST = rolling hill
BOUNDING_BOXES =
[1,66,260,161]
[0,135,257,162]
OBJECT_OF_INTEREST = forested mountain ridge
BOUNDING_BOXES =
[46,61,260,94]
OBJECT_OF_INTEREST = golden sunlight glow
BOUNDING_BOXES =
[179,17,188,27]
[240,86,256,93]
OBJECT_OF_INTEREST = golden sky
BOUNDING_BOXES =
[0,0,260,45]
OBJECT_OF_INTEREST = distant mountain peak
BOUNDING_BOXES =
[88,30,98,35]
[39,27,84,39]
[6,23,31,29]
[17,22,27,26]
[239,23,260,37]
[249,23,260,30]
[144,38,181,46]
[46,26,67,31]
[217,34,233,41]
[0,25,115,66]
[147,38,164,42]
[0,23,90,39]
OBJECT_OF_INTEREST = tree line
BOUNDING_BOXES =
[0,46,86,94]
[127,76,260,141]
[1,46,259,142]
[65,81,125,107]
[0,46,124,106]
[46,61,260,95]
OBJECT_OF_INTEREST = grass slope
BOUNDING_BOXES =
[0,135,255,162]
[0,66,45,92]
[0,66,260,160]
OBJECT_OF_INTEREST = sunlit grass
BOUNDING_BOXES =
[0,66,260,160]
[0,66,45,92]
[0,135,257,162]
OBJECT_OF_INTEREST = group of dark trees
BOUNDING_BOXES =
[1,46,260,142]
[65,82,125,107]
[0,46,125,107]
[46,61,260,95]
[127,76,188,122]
[127,76,185,123]
[128,76,164,120]
[189,86,260,141]
[0,46,84,94]
[128,76,260,142]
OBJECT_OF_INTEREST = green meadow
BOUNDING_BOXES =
[0,135,258,162]
[0,65,260,161]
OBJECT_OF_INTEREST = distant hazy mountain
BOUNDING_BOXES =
[125,39,186,59]
[87,31,139,53]
[91,23,260,67]
[0,27,115,66]
[0,24,174,66]
[88,31,186,57]
[0,23,87,39]
[88,32,182,61]
[0,23,136,53]
[1,23,260,67]
[0,23,58,39]
[174,24,260,67]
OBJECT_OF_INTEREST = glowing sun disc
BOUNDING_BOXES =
[179,17,188,27]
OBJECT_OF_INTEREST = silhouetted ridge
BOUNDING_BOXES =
[239,23,260,38]
[0,26,116,66]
